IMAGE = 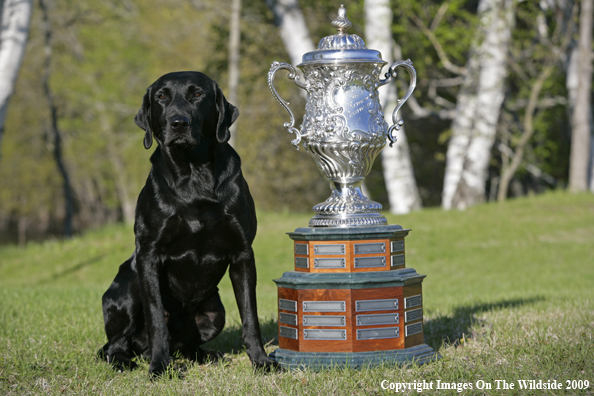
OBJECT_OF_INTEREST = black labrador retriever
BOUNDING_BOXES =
[98,71,274,376]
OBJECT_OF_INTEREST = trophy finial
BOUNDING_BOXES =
[331,5,352,34]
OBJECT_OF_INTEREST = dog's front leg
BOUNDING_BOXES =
[135,251,171,377]
[229,248,276,370]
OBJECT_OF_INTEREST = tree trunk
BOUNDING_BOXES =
[0,0,33,159]
[497,63,556,201]
[365,0,421,213]
[227,0,241,147]
[442,0,514,210]
[40,0,74,238]
[265,0,314,66]
[568,0,593,192]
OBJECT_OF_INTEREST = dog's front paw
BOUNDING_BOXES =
[148,357,171,378]
[250,353,280,373]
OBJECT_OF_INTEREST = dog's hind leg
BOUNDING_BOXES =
[171,291,226,363]
[100,257,146,371]
[194,291,226,343]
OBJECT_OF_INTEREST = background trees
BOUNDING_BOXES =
[0,0,591,244]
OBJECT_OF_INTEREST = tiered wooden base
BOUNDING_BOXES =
[270,225,437,369]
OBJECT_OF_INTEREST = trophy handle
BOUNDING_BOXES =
[380,59,417,147]
[268,61,307,148]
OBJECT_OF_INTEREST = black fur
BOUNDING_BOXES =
[98,71,274,376]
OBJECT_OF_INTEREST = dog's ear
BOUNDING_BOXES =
[215,83,239,144]
[135,87,153,149]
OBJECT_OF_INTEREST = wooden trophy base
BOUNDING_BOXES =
[271,225,437,370]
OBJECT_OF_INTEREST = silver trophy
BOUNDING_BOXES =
[268,5,416,227]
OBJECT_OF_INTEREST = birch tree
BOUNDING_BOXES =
[227,0,241,147]
[441,0,514,210]
[0,0,33,158]
[568,0,593,192]
[265,0,314,65]
[365,0,421,213]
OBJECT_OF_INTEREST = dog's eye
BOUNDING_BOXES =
[193,92,201,98]
[157,94,166,100]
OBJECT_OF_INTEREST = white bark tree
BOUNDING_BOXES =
[441,0,514,209]
[0,0,33,158]
[365,0,421,213]
[227,0,241,147]
[568,0,593,192]
[265,0,314,66]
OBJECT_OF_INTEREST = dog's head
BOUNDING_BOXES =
[134,71,239,150]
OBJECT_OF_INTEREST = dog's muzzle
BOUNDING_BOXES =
[165,115,197,146]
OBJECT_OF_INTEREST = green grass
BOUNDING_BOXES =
[0,191,593,395]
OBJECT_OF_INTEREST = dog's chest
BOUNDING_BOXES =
[160,207,245,257]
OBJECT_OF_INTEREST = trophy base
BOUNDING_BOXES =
[309,213,387,227]
[270,345,437,370]
[272,225,438,370]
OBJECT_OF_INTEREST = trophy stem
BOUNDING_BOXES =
[309,181,388,227]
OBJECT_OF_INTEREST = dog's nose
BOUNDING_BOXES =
[170,115,190,130]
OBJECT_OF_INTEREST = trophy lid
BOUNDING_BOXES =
[299,5,386,66]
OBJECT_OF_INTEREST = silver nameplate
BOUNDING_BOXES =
[391,240,404,253]
[303,315,346,326]
[295,244,308,255]
[356,313,399,326]
[279,326,298,339]
[391,254,405,267]
[356,298,399,311]
[405,322,423,337]
[295,257,309,268]
[314,258,346,269]
[404,295,422,309]
[303,329,346,340]
[314,244,345,255]
[354,256,386,268]
[353,242,386,254]
[357,327,400,340]
[279,312,297,326]
[279,299,297,312]
[405,308,423,323]
[303,301,345,312]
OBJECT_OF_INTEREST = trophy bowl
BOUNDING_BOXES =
[268,5,416,227]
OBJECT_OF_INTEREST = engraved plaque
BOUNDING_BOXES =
[303,329,347,341]
[356,298,398,311]
[314,258,346,269]
[303,301,345,312]
[354,256,386,268]
[295,257,309,268]
[357,327,400,340]
[405,322,423,337]
[303,315,346,327]
[333,81,374,133]
[279,326,298,339]
[279,299,297,312]
[314,244,345,255]
[391,240,404,253]
[405,308,422,323]
[391,254,405,267]
[295,244,308,255]
[279,312,298,326]
[404,295,422,309]
[354,242,386,254]
[356,313,399,326]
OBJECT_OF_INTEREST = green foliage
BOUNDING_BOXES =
[0,0,584,242]
[0,193,593,393]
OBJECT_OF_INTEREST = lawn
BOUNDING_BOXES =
[0,191,592,395]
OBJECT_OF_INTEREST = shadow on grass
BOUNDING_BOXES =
[37,255,105,285]
[424,296,546,350]
[202,317,279,357]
